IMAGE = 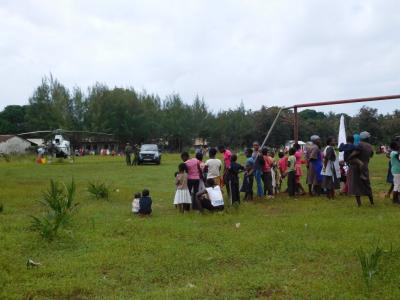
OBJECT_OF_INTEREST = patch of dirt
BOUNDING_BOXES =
[378,191,388,199]
[65,288,92,300]
[256,287,286,299]
[262,206,282,215]
[35,288,93,300]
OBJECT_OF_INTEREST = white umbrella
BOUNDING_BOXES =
[338,115,346,161]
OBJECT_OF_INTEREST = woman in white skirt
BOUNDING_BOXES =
[174,163,192,212]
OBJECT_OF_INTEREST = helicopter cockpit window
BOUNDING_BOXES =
[55,139,60,144]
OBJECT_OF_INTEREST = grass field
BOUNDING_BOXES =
[1,153,400,299]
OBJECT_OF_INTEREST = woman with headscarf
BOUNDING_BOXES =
[348,131,374,206]
[321,136,340,199]
[306,135,323,196]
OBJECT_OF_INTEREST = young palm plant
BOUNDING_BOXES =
[356,245,383,288]
[87,182,110,200]
[0,153,11,162]
[31,179,78,241]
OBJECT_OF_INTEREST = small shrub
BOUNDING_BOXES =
[0,153,11,162]
[357,245,383,288]
[87,182,110,200]
[30,179,78,241]
[0,203,3,213]
[31,215,58,241]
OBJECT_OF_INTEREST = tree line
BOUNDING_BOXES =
[1,75,399,150]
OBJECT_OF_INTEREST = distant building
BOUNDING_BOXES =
[194,138,208,147]
[75,135,120,154]
[0,135,31,155]
[285,140,306,151]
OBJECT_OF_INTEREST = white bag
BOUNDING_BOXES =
[206,186,224,207]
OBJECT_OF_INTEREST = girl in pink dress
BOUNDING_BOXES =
[294,144,306,195]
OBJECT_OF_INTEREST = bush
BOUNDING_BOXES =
[30,179,78,241]
[87,182,110,200]
[0,203,3,213]
[0,153,11,162]
[357,245,383,288]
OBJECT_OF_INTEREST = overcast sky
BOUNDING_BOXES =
[1,0,400,114]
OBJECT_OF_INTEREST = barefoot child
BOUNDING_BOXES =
[174,163,192,212]
[294,144,306,195]
[277,151,288,192]
[227,154,244,204]
[262,147,274,198]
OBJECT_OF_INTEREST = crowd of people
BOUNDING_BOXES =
[131,132,400,215]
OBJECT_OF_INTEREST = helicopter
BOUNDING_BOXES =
[18,129,114,159]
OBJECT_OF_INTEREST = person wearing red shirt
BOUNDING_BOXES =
[218,145,232,198]
[278,151,288,192]
[262,147,274,198]
[294,143,306,195]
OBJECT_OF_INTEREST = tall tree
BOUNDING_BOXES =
[70,87,86,130]
[3,75,399,149]
[0,105,27,134]
[381,110,400,143]
[191,96,211,141]
[354,106,383,144]
[25,75,73,130]
[253,106,292,147]
[137,91,163,143]
[162,94,193,151]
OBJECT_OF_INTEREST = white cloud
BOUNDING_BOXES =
[1,0,400,114]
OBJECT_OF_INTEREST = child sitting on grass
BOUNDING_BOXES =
[196,178,225,212]
[138,189,152,216]
[132,192,141,214]
[174,163,192,212]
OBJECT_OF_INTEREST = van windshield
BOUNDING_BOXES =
[141,144,158,151]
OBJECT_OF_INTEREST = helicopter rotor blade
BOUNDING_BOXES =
[18,131,53,136]
[61,130,113,136]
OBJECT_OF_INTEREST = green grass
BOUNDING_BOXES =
[1,153,400,299]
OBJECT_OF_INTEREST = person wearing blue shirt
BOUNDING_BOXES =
[353,133,360,146]
[252,141,264,199]
[241,148,255,200]
[138,189,152,215]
